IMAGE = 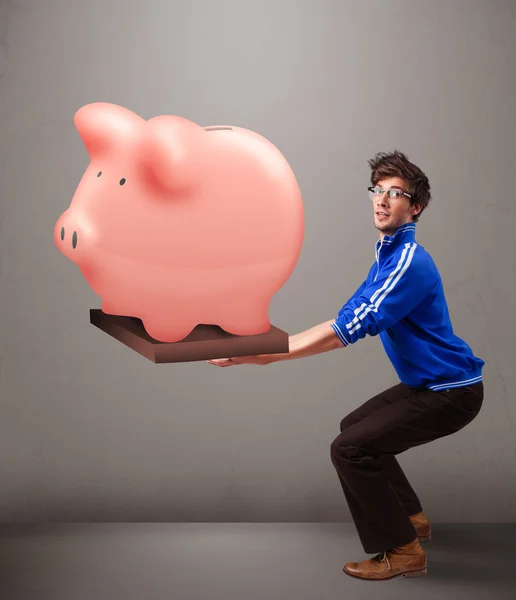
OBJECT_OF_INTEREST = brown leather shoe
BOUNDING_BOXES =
[410,511,432,543]
[343,538,427,581]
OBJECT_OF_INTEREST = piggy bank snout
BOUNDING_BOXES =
[54,213,88,260]
[58,222,78,248]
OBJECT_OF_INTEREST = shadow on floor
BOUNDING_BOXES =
[422,524,516,585]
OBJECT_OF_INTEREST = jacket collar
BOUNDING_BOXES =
[375,223,416,263]
[376,222,416,248]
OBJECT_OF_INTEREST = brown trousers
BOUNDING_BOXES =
[330,381,483,553]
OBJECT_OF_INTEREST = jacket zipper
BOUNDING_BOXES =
[374,239,383,282]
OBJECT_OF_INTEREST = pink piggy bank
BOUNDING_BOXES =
[54,102,304,343]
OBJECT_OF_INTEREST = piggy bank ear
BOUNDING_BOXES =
[74,102,143,157]
[140,115,206,195]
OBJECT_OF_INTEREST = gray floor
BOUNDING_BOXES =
[0,523,515,600]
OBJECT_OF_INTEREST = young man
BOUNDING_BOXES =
[208,150,485,581]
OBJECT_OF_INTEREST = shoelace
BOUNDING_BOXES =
[377,551,391,571]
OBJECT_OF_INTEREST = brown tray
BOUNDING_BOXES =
[89,309,289,364]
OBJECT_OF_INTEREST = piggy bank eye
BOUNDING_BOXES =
[120,178,126,186]
[97,171,102,177]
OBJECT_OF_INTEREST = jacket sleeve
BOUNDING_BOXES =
[343,279,367,305]
[329,265,373,347]
[339,262,377,305]
[331,244,437,347]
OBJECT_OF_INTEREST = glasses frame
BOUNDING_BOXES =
[367,186,412,201]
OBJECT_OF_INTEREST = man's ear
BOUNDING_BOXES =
[411,204,422,217]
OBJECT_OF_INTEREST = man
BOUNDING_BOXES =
[208,150,485,581]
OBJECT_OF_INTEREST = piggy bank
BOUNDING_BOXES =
[54,102,304,343]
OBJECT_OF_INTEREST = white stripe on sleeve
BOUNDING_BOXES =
[345,243,418,334]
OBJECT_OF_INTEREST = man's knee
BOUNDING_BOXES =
[330,434,365,462]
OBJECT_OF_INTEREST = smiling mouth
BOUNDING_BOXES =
[376,212,390,217]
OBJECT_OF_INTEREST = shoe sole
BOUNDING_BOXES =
[343,566,427,581]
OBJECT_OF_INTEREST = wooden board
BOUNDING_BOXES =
[89,309,289,364]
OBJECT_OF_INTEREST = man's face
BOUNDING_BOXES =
[372,176,421,238]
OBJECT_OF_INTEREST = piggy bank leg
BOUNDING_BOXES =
[216,296,271,336]
[102,300,197,343]
[142,316,197,343]
[102,299,136,316]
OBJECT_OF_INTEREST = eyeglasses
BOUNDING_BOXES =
[367,186,412,202]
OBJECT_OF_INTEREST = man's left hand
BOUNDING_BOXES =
[207,354,276,367]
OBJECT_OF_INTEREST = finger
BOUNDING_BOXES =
[207,358,234,366]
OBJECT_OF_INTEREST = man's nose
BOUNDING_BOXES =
[377,195,389,206]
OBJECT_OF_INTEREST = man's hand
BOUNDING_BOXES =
[207,320,342,367]
[207,354,276,367]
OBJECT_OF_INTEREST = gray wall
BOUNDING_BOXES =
[1,0,515,522]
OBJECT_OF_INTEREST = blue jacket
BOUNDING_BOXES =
[331,223,484,391]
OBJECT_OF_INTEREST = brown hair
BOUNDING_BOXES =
[368,150,431,223]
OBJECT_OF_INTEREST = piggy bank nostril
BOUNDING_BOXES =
[72,231,77,249]
[60,226,65,241]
